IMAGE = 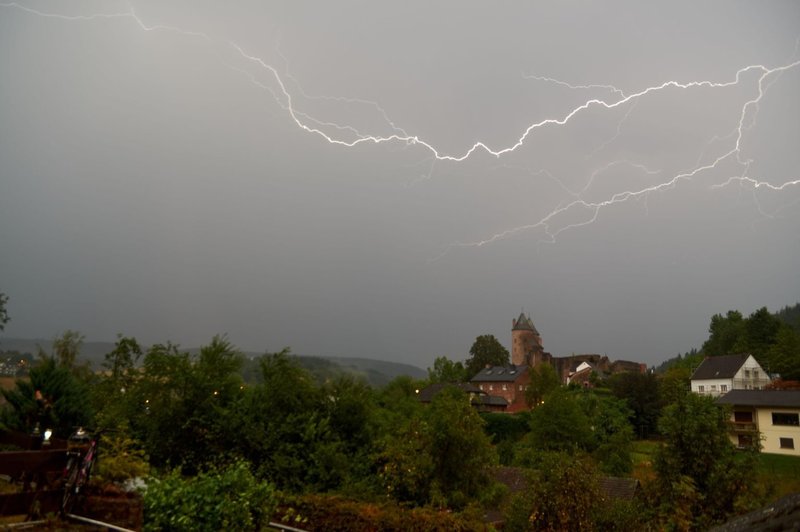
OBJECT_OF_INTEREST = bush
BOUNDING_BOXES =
[143,460,276,531]
[275,493,487,531]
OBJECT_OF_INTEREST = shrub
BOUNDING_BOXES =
[143,460,276,531]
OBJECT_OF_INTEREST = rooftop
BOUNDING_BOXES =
[690,354,751,380]
[471,364,529,383]
[717,389,800,408]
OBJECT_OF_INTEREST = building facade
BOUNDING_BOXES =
[690,354,770,397]
[717,390,800,456]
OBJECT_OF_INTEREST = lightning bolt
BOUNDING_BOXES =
[522,72,627,99]
[3,2,799,256]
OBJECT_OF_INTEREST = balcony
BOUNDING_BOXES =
[730,421,757,433]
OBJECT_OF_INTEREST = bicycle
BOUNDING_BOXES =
[61,427,99,515]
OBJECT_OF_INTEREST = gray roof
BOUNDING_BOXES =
[512,312,539,335]
[417,382,482,402]
[471,364,529,383]
[599,477,640,501]
[690,354,750,380]
[717,389,800,408]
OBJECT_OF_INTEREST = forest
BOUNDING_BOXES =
[1,297,799,531]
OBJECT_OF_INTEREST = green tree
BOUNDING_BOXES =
[576,393,634,475]
[654,393,761,528]
[741,307,782,356]
[520,389,592,456]
[607,371,662,438]
[702,310,745,356]
[127,337,245,472]
[0,292,9,332]
[505,452,601,532]
[525,363,561,406]
[465,334,509,377]
[1,355,93,437]
[767,325,800,380]
[427,356,468,383]
[52,330,84,370]
[379,386,497,508]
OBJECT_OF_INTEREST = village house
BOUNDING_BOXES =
[416,382,509,412]
[717,389,800,456]
[690,354,771,397]
[470,365,530,413]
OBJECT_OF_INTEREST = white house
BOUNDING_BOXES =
[717,390,800,456]
[690,354,770,397]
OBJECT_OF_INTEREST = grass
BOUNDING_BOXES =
[756,452,800,500]
[631,439,661,482]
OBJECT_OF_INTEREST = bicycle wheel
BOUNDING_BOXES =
[61,456,80,514]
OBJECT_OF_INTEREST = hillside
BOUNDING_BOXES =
[0,337,426,388]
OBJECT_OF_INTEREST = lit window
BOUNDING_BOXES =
[489,385,493,391]
[502,384,507,391]
[780,438,795,449]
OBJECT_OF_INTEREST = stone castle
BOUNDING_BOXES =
[510,312,645,383]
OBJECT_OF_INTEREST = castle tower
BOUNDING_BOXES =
[511,312,544,366]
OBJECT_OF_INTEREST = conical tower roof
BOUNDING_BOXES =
[512,312,539,335]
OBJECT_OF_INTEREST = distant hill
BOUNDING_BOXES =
[0,338,426,388]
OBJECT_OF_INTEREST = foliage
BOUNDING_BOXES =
[658,366,692,405]
[521,389,593,455]
[481,412,529,465]
[93,432,150,485]
[700,305,800,380]
[702,310,746,356]
[606,371,662,438]
[517,389,633,474]
[378,386,497,508]
[654,392,761,528]
[52,330,85,370]
[124,336,245,472]
[143,460,276,532]
[427,356,468,383]
[1,355,93,437]
[465,334,510,377]
[775,302,800,333]
[576,393,634,475]
[525,363,560,407]
[505,452,601,532]
[276,493,483,532]
[0,292,9,332]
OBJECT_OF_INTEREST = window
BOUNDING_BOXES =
[479,384,484,391]
[710,385,717,391]
[488,385,493,391]
[519,385,523,391]
[745,369,751,378]
[698,385,705,392]
[721,384,728,392]
[734,411,753,423]
[780,438,795,450]
[772,413,800,426]
[754,370,759,379]
[502,384,507,391]
[738,434,753,448]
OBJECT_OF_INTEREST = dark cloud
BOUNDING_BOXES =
[1,1,798,368]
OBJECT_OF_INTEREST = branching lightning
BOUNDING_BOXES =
[3,1,799,257]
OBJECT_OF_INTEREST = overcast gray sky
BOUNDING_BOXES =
[1,1,798,369]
